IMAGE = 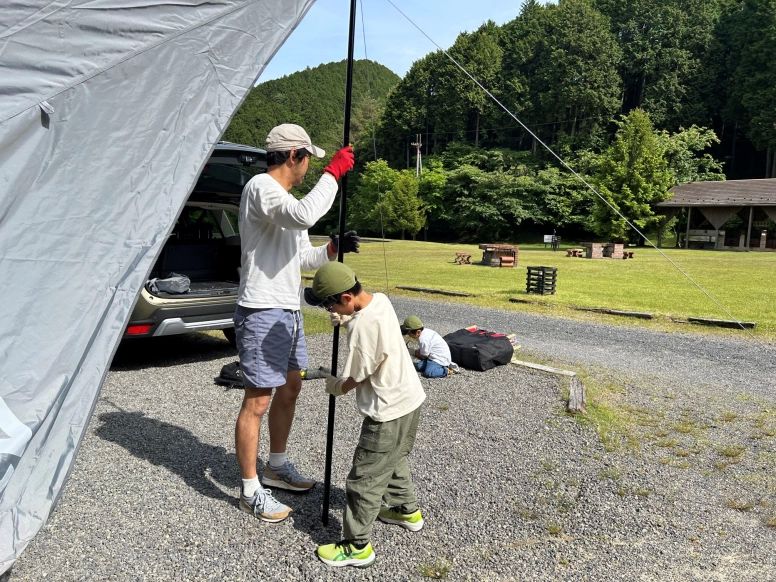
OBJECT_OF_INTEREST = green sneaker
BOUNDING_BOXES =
[316,540,375,568]
[378,507,424,531]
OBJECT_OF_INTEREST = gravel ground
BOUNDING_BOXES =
[389,296,776,399]
[7,298,776,581]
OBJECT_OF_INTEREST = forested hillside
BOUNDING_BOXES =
[223,59,399,153]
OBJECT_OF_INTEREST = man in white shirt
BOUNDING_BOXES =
[234,123,356,523]
[401,315,452,378]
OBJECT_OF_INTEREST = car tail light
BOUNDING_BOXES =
[126,323,153,336]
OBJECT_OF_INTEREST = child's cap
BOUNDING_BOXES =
[304,261,357,306]
[401,315,424,333]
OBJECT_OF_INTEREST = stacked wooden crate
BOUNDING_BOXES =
[526,266,557,295]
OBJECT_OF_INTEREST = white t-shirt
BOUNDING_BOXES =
[418,328,452,367]
[237,172,337,309]
[343,293,426,422]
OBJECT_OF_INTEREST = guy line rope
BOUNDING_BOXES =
[358,0,392,295]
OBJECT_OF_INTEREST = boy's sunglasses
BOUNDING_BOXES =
[321,292,348,311]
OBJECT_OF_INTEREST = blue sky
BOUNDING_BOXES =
[258,0,534,82]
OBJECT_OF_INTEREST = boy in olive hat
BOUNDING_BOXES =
[304,262,426,568]
[401,315,452,378]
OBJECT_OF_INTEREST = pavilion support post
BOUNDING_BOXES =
[745,207,754,248]
[685,207,692,249]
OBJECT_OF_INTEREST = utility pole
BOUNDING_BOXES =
[410,133,422,177]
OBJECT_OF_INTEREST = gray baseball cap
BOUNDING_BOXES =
[265,123,325,158]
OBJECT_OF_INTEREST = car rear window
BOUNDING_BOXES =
[196,151,266,195]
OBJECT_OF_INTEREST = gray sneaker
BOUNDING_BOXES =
[239,487,291,523]
[262,461,315,492]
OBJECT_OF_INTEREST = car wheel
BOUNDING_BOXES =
[222,327,237,348]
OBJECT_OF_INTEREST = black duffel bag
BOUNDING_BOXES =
[443,328,514,371]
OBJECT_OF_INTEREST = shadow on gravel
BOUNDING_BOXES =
[111,333,236,371]
[95,410,238,506]
[94,409,349,544]
[257,458,348,545]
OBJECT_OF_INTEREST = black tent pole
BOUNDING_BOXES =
[322,0,358,526]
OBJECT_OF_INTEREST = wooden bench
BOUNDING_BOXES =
[566,248,584,257]
[454,252,472,264]
[622,251,635,259]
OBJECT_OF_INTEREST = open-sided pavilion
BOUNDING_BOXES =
[658,179,776,250]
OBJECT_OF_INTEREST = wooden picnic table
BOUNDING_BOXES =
[478,243,517,267]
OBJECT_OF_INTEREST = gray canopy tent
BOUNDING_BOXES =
[0,0,314,572]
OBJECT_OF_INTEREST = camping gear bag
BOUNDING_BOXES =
[147,272,191,294]
[214,361,243,388]
[443,327,514,371]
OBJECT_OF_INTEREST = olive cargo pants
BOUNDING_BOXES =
[342,406,422,544]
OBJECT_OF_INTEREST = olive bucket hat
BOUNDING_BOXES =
[304,262,357,307]
[400,315,424,334]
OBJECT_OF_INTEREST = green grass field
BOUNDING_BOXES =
[304,239,776,340]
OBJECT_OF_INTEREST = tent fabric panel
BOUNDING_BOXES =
[2,0,281,122]
[0,0,315,573]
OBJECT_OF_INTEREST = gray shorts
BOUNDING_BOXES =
[233,306,308,389]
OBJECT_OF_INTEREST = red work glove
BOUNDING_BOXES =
[324,145,355,181]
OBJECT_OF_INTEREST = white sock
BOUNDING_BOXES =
[268,452,288,468]
[242,476,260,498]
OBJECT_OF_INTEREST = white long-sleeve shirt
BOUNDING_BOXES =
[237,172,337,309]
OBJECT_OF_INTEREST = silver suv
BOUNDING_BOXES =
[124,142,266,345]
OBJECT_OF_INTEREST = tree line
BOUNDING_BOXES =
[375,0,775,178]
[225,0,775,243]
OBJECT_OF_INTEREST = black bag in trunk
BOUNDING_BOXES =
[443,328,514,371]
